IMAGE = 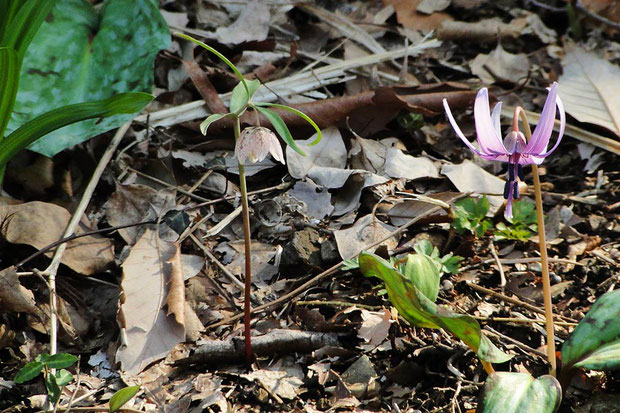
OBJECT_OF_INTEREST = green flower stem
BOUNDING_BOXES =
[235,117,253,364]
[518,109,556,376]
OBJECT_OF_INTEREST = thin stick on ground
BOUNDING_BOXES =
[43,120,133,357]
[517,108,557,376]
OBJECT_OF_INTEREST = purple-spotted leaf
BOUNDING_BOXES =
[561,289,620,372]
[358,252,512,363]
[477,372,561,413]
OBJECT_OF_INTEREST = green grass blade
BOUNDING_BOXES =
[0,92,152,167]
[0,47,18,140]
[3,0,56,61]
[254,102,322,145]
[0,0,22,43]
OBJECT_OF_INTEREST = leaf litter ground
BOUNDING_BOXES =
[1,1,620,412]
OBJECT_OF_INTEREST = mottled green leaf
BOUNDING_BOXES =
[562,289,620,372]
[255,106,305,156]
[109,385,141,412]
[477,372,561,413]
[359,252,512,363]
[1,93,153,168]
[46,353,78,370]
[7,0,169,157]
[14,360,44,383]
[230,79,260,114]
[200,113,228,136]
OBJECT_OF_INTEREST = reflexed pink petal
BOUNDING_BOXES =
[491,102,502,137]
[524,82,558,155]
[443,98,483,156]
[474,88,508,156]
[536,92,566,157]
[505,197,513,220]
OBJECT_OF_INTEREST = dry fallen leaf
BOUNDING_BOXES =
[116,229,185,374]
[0,201,114,275]
[0,266,38,314]
[559,45,620,137]
[334,214,398,260]
[166,243,186,327]
[470,43,530,84]
[387,0,452,31]
[358,308,392,351]
[241,360,304,400]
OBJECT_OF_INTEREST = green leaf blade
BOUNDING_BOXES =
[14,360,44,383]
[46,353,78,369]
[55,369,74,386]
[254,102,322,145]
[229,79,260,114]
[200,113,228,136]
[1,93,153,168]
[477,372,561,413]
[109,385,141,412]
[0,47,19,140]
[255,106,306,156]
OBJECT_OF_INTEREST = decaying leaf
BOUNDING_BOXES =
[0,266,38,314]
[441,160,506,213]
[116,229,185,374]
[166,243,186,327]
[241,360,304,400]
[470,43,530,84]
[358,308,393,351]
[334,215,398,260]
[0,202,114,275]
[559,45,620,136]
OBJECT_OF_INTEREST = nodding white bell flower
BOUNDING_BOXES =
[443,82,565,219]
[235,126,285,165]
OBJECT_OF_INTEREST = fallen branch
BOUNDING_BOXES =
[176,329,342,365]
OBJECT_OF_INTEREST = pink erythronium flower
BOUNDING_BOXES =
[235,126,285,164]
[443,82,566,218]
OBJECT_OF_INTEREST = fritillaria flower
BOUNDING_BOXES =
[443,82,565,218]
[235,126,285,164]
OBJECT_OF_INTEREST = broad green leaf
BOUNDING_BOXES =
[200,113,228,136]
[109,385,141,412]
[1,0,56,61]
[45,373,61,404]
[54,369,74,386]
[254,102,322,145]
[46,353,78,369]
[7,0,169,157]
[561,289,620,372]
[477,372,561,413]
[255,107,306,156]
[14,360,44,383]
[359,252,512,363]
[35,353,51,363]
[230,79,260,114]
[1,93,153,168]
[0,47,18,140]
[402,254,439,302]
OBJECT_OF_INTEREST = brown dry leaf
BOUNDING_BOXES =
[388,192,463,226]
[566,235,602,270]
[0,202,114,275]
[211,1,270,44]
[166,243,186,327]
[334,214,398,260]
[182,58,228,114]
[470,43,530,84]
[559,45,620,137]
[387,0,452,31]
[441,160,507,213]
[116,229,185,374]
[358,308,392,351]
[581,0,620,29]
[240,359,304,400]
[105,184,176,245]
[0,266,37,314]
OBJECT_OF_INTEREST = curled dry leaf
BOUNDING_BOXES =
[166,243,186,327]
[116,229,185,374]
[0,201,114,275]
[470,43,530,84]
[0,266,38,314]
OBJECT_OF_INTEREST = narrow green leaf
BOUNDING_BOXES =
[0,47,18,140]
[45,373,61,404]
[2,0,56,61]
[230,79,260,114]
[0,0,22,50]
[254,102,322,145]
[200,113,228,136]
[173,32,248,97]
[14,361,44,383]
[46,353,78,369]
[0,92,152,167]
[54,369,74,386]
[477,372,561,413]
[359,252,512,363]
[109,385,141,412]
[561,289,620,372]
[255,106,306,156]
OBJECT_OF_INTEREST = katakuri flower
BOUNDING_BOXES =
[443,82,565,218]
[235,126,285,164]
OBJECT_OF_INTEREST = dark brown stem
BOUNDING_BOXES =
[235,118,253,365]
